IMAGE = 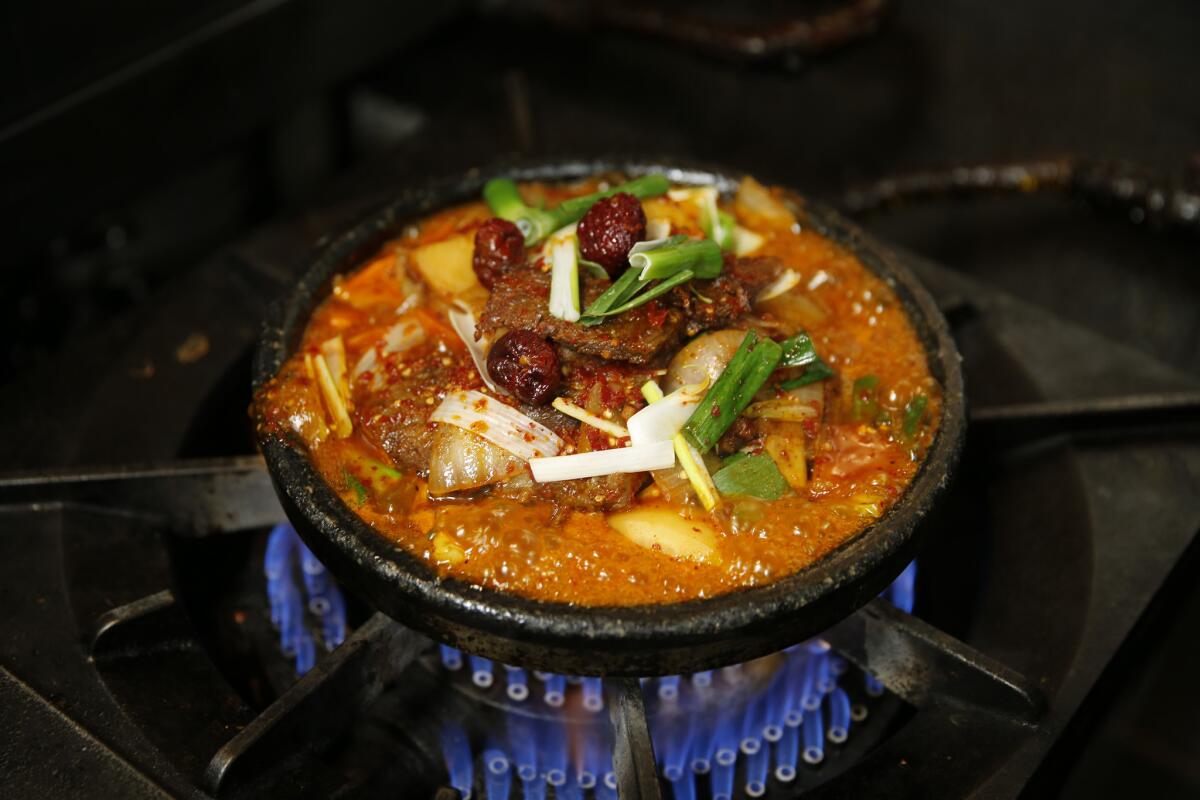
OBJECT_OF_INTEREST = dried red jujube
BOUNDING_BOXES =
[473,218,526,289]
[576,193,646,278]
[486,329,562,406]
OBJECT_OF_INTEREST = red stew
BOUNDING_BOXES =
[254,175,940,606]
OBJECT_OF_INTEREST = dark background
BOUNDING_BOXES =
[1,1,1196,797]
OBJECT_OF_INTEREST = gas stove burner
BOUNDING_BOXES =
[263,524,348,675]
[430,565,913,800]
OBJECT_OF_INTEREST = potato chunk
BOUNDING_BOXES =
[607,507,720,563]
[412,235,480,297]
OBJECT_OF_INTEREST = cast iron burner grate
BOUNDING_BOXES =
[0,197,1197,799]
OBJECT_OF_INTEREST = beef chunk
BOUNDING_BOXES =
[728,255,785,296]
[668,275,752,336]
[479,268,684,364]
[490,468,647,512]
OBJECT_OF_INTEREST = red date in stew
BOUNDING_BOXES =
[486,329,562,406]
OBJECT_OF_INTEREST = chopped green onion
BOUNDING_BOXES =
[578,256,610,280]
[903,394,928,437]
[852,375,881,422]
[529,440,674,482]
[482,179,558,242]
[554,174,670,222]
[343,469,368,506]
[682,331,783,453]
[723,452,749,467]
[366,459,404,480]
[482,178,528,222]
[483,174,670,245]
[779,331,819,368]
[578,269,694,325]
[548,234,581,321]
[630,238,723,281]
[712,454,788,500]
[642,380,720,511]
[780,358,835,390]
[580,267,647,319]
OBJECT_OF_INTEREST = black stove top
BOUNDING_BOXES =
[2,2,1199,798]
[1,205,1196,798]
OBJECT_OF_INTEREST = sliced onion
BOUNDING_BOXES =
[755,269,801,303]
[351,317,426,386]
[664,329,747,392]
[646,217,672,239]
[733,226,765,256]
[528,440,674,483]
[551,397,628,439]
[313,352,353,438]
[746,383,823,422]
[735,176,796,226]
[431,390,564,461]
[319,335,350,401]
[427,425,524,495]
[756,291,828,329]
[627,380,707,446]
[448,302,502,393]
[649,464,695,504]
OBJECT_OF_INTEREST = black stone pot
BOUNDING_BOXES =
[252,158,966,676]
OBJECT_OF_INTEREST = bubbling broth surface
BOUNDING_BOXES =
[255,175,940,605]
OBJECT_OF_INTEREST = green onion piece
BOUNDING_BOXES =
[716,211,736,250]
[482,178,559,242]
[482,178,526,221]
[779,358,835,390]
[682,331,784,453]
[366,459,404,480]
[722,452,749,468]
[488,173,671,246]
[578,257,610,280]
[343,469,368,506]
[580,267,645,320]
[697,189,736,251]
[548,234,581,321]
[553,174,671,223]
[778,331,819,368]
[852,375,881,422]
[712,454,789,500]
[578,270,694,325]
[903,394,928,437]
[630,238,723,281]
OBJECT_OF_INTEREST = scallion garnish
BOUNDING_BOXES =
[642,380,720,511]
[578,255,610,280]
[712,454,788,500]
[630,237,723,281]
[579,267,647,320]
[903,394,928,437]
[682,331,784,453]
[698,188,735,251]
[483,174,670,245]
[779,358,835,390]
[779,331,819,367]
[578,269,695,325]
[548,234,581,321]
[852,375,881,422]
[343,470,368,506]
